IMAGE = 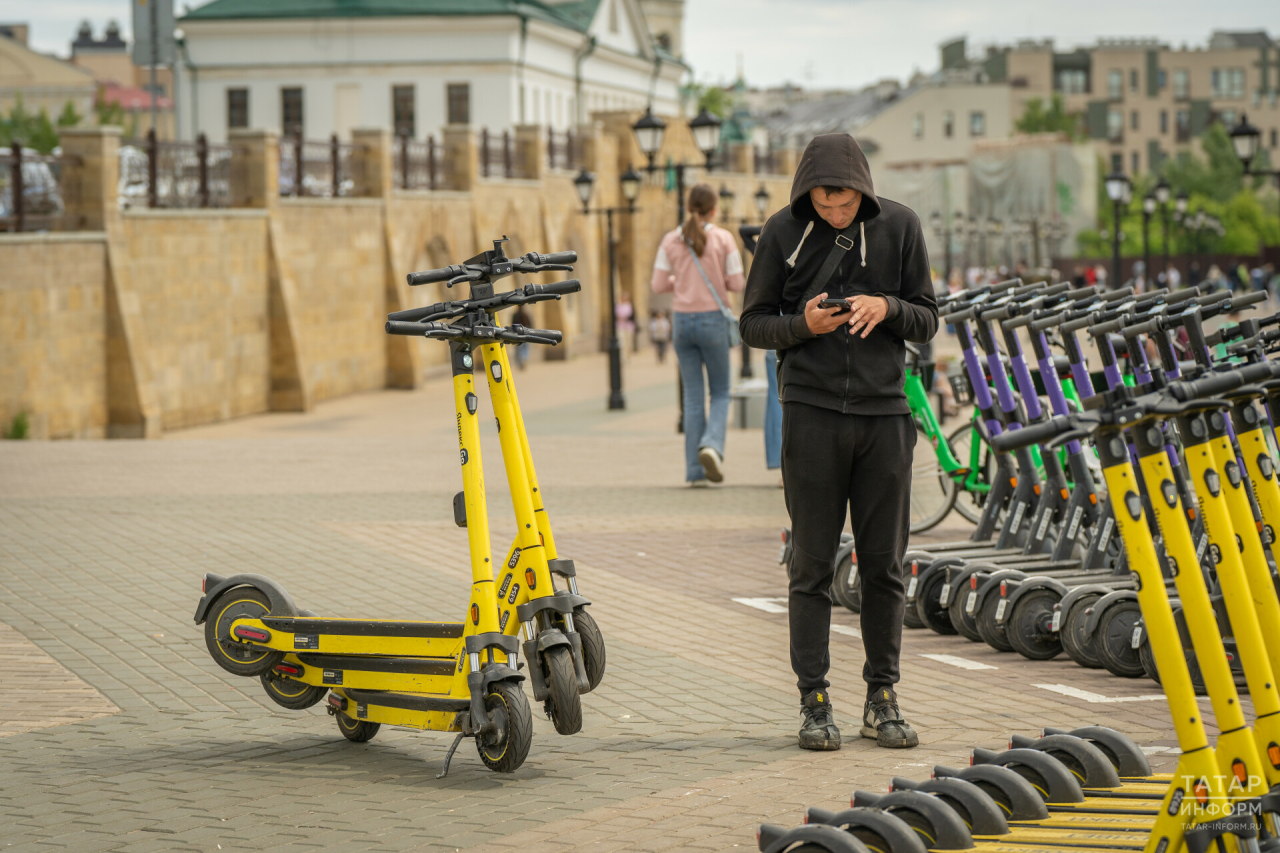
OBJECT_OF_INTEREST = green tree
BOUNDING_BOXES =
[1014,94,1083,141]
[0,98,67,153]
[681,83,731,119]
[56,101,82,129]
[1159,122,1245,203]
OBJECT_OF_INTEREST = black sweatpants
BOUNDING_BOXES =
[782,401,916,699]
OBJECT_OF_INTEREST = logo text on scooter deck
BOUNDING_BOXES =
[295,634,319,650]
[323,669,343,685]
[498,573,513,597]
[499,610,510,631]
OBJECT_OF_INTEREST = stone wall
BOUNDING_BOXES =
[0,119,797,439]
[0,234,108,439]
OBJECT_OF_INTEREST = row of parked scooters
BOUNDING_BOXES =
[763,280,1280,851]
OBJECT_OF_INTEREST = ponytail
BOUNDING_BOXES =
[681,183,718,256]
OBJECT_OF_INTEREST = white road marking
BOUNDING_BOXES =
[732,597,788,614]
[1140,746,1175,755]
[919,653,997,671]
[1034,684,1165,704]
[731,598,862,638]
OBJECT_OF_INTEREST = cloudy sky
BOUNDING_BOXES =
[11,0,1277,91]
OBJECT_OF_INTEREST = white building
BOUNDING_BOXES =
[177,0,687,143]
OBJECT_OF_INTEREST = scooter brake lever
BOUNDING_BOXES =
[1046,426,1096,450]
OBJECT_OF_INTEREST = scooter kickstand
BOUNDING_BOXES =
[437,731,468,779]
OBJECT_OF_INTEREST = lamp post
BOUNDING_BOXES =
[1154,177,1171,285]
[632,106,723,228]
[718,184,735,223]
[1231,113,1280,222]
[1104,169,1132,287]
[754,185,771,223]
[576,165,643,410]
[1141,193,1156,292]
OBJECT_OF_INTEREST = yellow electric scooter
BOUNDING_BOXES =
[193,241,595,774]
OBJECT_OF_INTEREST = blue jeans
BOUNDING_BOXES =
[674,311,732,481]
[765,350,782,470]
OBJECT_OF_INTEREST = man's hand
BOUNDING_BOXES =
[804,293,850,335]
[847,294,889,338]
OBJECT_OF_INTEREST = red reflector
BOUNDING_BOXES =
[969,752,975,766]
[234,626,269,642]
[274,664,301,676]
[202,576,207,593]
[912,562,919,577]
[971,575,979,589]
[1033,484,1041,495]
[1010,477,1018,488]
[802,812,810,825]
[1000,581,1007,596]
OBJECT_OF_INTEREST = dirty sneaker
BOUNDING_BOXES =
[798,689,841,750]
[861,687,918,748]
[698,447,724,483]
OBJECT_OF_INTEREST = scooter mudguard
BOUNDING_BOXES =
[1002,577,1069,621]
[194,573,301,624]
[522,629,571,702]
[1083,589,1140,637]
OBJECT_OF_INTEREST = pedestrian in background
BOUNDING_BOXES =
[616,291,636,353]
[512,305,533,369]
[649,310,672,363]
[650,182,745,486]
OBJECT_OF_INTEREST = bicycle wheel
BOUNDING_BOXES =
[948,421,994,525]
[910,425,957,533]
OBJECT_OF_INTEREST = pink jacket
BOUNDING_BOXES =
[650,223,745,313]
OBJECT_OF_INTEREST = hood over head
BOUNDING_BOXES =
[789,133,881,224]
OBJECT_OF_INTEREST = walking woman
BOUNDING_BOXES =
[650,183,746,485]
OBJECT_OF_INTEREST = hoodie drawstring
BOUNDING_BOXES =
[786,221,814,268]
[860,221,866,267]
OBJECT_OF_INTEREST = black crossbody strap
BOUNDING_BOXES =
[799,228,856,306]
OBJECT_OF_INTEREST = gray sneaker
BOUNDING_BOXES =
[698,447,724,483]
[861,687,919,748]
[798,689,841,750]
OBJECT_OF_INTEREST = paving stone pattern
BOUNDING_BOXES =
[0,352,1199,852]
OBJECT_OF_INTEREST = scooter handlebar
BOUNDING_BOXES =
[522,279,581,297]
[990,415,1073,454]
[522,250,577,266]
[407,265,467,286]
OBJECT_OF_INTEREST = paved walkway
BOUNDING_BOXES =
[1,347,1193,852]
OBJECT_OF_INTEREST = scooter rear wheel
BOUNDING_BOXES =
[543,646,583,735]
[948,583,984,643]
[1006,589,1063,661]
[573,608,607,692]
[260,672,328,710]
[204,587,284,677]
[477,680,532,773]
[832,553,861,613]
[915,570,956,635]
[1095,600,1145,678]
[975,592,1014,652]
[336,713,380,742]
[1060,595,1105,669]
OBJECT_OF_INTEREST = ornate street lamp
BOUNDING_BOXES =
[577,167,641,411]
[1154,178,1172,284]
[1231,113,1279,223]
[754,185,771,222]
[632,106,722,227]
[1104,170,1132,286]
[1141,194,1157,291]
[718,184,735,223]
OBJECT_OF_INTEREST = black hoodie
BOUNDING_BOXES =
[740,133,938,416]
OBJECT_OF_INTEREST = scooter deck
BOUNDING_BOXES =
[240,616,466,658]
[276,652,459,692]
[1010,814,1153,831]
[1046,799,1160,815]
[974,828,1147,849]
[328,690,462,733]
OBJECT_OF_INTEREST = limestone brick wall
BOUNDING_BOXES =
[274,199,389,403]
[118,210,272,431]
[0,234,109,439]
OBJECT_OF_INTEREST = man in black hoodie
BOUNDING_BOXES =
[741,133,937,750]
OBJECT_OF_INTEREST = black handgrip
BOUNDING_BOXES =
[1065,285,1102,301]
[980,303,1015,322]
[991,278,1022,292]
[1102,287,1135,302]
[1195,290,1232,307]
[1004,314,1036,329]
[386,320,429,336]
[524,251,577,266]
[407,265,466,286]
[389,301,453,322]
[524,279,581,297]
[1228,291,1269,310]
[1011,282,1041,296]
[990,416,1073,454]
[1061,313,1102,333]
[1087,315,1130,337]
[1169,370,1245,402]
[1165,286,1202,305]
[1030,312,1069,333]
[1121,317,1161,339]
[942,306,975,324]
[508,325,563,344]
[1238,360,1280,384]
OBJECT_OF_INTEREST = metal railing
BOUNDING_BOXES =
[479,128,516,179]
[547,128,582,172]
[394,133,442,191]
[1,143,70,232]
[278,134,359,198]
[120,130,233,209]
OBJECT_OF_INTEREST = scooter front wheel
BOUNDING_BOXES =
[477,680,532,773]
[204,587,284,677]
[573,608,607,692]
[336,713,380,742]
[543,646,583,735]
[260,672,328,710]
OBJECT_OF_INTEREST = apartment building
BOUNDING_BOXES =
[999,30,1279,176]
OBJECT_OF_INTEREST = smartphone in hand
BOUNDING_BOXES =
[819,298,851,313]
